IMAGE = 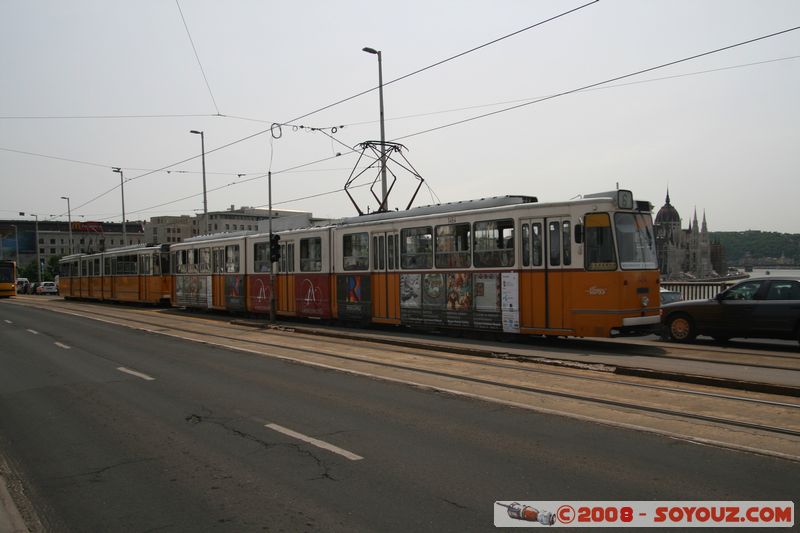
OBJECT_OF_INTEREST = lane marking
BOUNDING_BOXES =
[26,329,39,335]
[116,367,155,381]
[54,342,71,350]
[265,423,363,461]
[3,319,11,324]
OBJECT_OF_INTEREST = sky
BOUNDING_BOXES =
[1,0,799,233]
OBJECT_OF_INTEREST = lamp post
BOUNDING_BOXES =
[190,130,209,234]
[112,167,127,245]
[362,46,388,212]
[61,196,73,255]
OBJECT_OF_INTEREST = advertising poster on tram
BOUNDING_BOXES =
[399,274,423,325]
[445,272,472,327]
[225,274,245,311]
[295,275,331,318]
[422,273,446,325]
[176,275,210,308]
[501,272,520,333]
[473,272,502,330]
[249,274,272,313]
[336,274,371,321]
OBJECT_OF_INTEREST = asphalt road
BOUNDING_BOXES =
[1,301,798,532]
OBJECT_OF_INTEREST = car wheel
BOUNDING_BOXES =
[668,314,696,342]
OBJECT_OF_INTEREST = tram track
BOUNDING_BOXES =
[8,298,800,443]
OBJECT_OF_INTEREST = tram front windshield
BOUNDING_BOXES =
[614,213,657,270]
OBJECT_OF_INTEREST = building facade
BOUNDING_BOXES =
[654,190,721,279]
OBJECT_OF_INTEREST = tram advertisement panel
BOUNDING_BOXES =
[401,272,498,330]
[336,274,371,321]
[225,274,245,311]
[473,272,502,330]
[249,274,273,313]
[296,275,331,318]
[176,275,211,308]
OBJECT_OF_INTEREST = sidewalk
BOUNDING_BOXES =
[233,319,800,397]
[0,465,27,533]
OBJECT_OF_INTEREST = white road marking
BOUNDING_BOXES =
[265,423,363,461]
[26,329,39,335]
[3,319,11,324]
[116,367,155,381]
[54,342,71,350]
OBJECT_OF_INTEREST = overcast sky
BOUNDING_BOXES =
[1,0,798,233]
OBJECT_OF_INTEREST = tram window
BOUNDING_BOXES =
[562,220,572,266]
[175,250,187,274]
[279,243,294,273]
[549,221,561,266]
[473,219,514,268]
[254,242,270,272]
[198,248,211,273]
[188,249,199,274]
[153,254,161,275]
[343,232,369,271]
[614,213,657,269]
[94,258,101,276]
[522,224,530,267]
[435,223,470,269]
[300,238,322,272]
[378,235,385,270]
[212,247,225,273]
[160,253,171,275]
[401,226,433,270]
[140,255,152,276]
[584,213,617,271]
[225,245,240,273]
[387,235,397,269]
[104,258,111,276]
[532,223,543,266]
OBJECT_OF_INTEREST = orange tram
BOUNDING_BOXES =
[59,189,661,338]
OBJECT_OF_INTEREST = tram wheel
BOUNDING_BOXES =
[667,314,695,342]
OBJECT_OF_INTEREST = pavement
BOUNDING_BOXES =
[0,456,27,533]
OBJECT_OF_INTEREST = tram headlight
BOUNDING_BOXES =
[640,296,649,307]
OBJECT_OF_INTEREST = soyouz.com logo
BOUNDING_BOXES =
[494,501,794,527]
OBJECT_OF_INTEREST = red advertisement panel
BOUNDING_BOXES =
[248,274,273,313]
[295,274,332,318]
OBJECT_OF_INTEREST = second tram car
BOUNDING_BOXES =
[58,189,661,337]
[0,261,16,298]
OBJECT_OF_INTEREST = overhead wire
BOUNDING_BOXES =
[175,0,221,115]
[394,25,800,142]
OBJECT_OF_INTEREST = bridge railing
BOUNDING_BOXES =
[661,281,735,301]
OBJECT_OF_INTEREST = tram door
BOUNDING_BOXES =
[371,231,400,323]
[545,218,571,330]
[520,218,569,330]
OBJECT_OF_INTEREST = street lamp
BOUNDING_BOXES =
[61,196,73,255]
[112,167,127,245]
[362,46,388,212]
[190,130,209,234]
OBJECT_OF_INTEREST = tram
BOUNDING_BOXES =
[0,260,16,298]
[59,244,172,304]
[59,189,661,337]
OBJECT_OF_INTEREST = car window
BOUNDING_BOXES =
[721,280,763,301]
[765,280,800,301]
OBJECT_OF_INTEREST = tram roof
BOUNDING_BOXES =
[338,195,538,225]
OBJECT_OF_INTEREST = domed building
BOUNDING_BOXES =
[654,189,715,279]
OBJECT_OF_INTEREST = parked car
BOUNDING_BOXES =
[16,278,29,294]
[36,281,58,295]
[659,288,683,305]
[661,276,800,345]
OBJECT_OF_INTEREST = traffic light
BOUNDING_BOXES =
[269,234,281,262]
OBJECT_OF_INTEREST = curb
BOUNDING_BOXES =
[232,320,800,398]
